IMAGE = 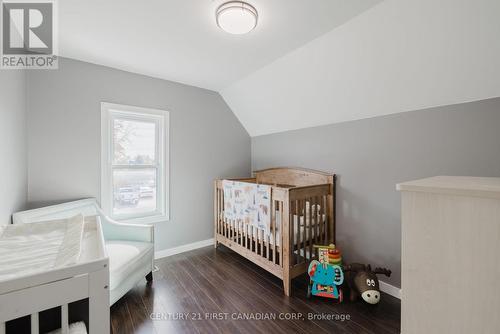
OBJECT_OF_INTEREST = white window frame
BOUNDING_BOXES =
[100,102,169,224]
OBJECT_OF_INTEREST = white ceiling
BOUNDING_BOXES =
[222,0,500,136]
[60,0,500,137]
[59,0,382,91]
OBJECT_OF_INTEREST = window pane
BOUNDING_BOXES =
[113,169,157,216]
[113,118,156,165]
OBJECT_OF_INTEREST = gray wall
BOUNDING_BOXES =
[27,58,250,251]
[0,71,27,224]
[252,97,500,288]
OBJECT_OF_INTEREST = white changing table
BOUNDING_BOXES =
[0,216,109,334]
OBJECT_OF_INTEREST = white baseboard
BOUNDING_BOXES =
[155,238,214,260]
[155,239,402,300]
[379,280,401,299]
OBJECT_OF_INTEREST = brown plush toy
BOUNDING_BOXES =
[344,263,391,304]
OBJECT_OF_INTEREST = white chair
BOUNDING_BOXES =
[12,198,154,306]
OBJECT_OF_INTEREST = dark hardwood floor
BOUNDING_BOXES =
[111,245,400,334]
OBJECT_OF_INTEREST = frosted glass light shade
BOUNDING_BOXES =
[216,1,258,35]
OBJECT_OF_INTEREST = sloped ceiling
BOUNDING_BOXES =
[59,0,381,91]
[221,0,500,136]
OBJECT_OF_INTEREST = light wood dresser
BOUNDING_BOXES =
[398,176,500,334]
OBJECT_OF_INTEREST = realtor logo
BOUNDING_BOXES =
[1,0,57,69]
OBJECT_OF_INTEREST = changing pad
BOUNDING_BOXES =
[0,215,84,282]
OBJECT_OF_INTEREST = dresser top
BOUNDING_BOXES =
[397,176,500,199]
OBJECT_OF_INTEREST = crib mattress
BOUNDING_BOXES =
[0,215,85,282]
[230,214,326,247]
[272,213,325,246]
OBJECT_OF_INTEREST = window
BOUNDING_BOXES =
[101,102,169,223]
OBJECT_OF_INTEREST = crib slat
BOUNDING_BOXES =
[234,220,237,242]
[237,221,240,245]
[248,223,251,249]
[0,321,5,334]
[263,232,269,259]
[318,197,322,244]
[241,221,245,246]
[266,233,270,260]
[256,229,260,255]
[259,229,263,256]
[308,197,313,261]
[222,190,225,234]
[318,196,323,245]
[221,190,224,236]
[243,221,246,248]
[318,196,326,244]
[219,188,222,236]
[217,188,219,235]
[291,200,296,264]
[224,218,227,238]
[298,198,304,262]
[250,225,254,252]
[276,201,279,264]
[215,187,218,236]
[262,229,265,257]
[218,188,221,235]
[298,198,304,263]
[292,199,295,263]
[31,312,39,334]
[323,195,328,244]
[299,199,303,264]
[217,189,224,234]
[239,221,243,246]
[219,188,222,234]
[61,304,69,334]
[257,226,259,253]
[290,200,295,265]
[263,232,266,258]
[299,200,303,264]
[279,201,283,267]
[224,217,227,238]
[241,221,244,246]
[231,219,234,240]
[313,196,321,244]
[291,200,295,262]
[269,200,276,264]
[247,223,250,249]
[221,189,224,235]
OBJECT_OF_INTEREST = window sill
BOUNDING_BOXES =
[118,214,169,225]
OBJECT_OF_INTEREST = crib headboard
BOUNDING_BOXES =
[253,167,334,187]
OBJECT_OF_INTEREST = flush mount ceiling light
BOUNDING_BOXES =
[216,1,258,35]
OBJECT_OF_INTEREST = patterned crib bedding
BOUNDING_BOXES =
[223,180,271,233]
[222,180,327,247]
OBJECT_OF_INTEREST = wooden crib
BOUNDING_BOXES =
[214,167,335,296]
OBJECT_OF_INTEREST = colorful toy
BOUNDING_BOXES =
[307,244,344,301]
[316,243,343,265]
[344,263,391,304]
